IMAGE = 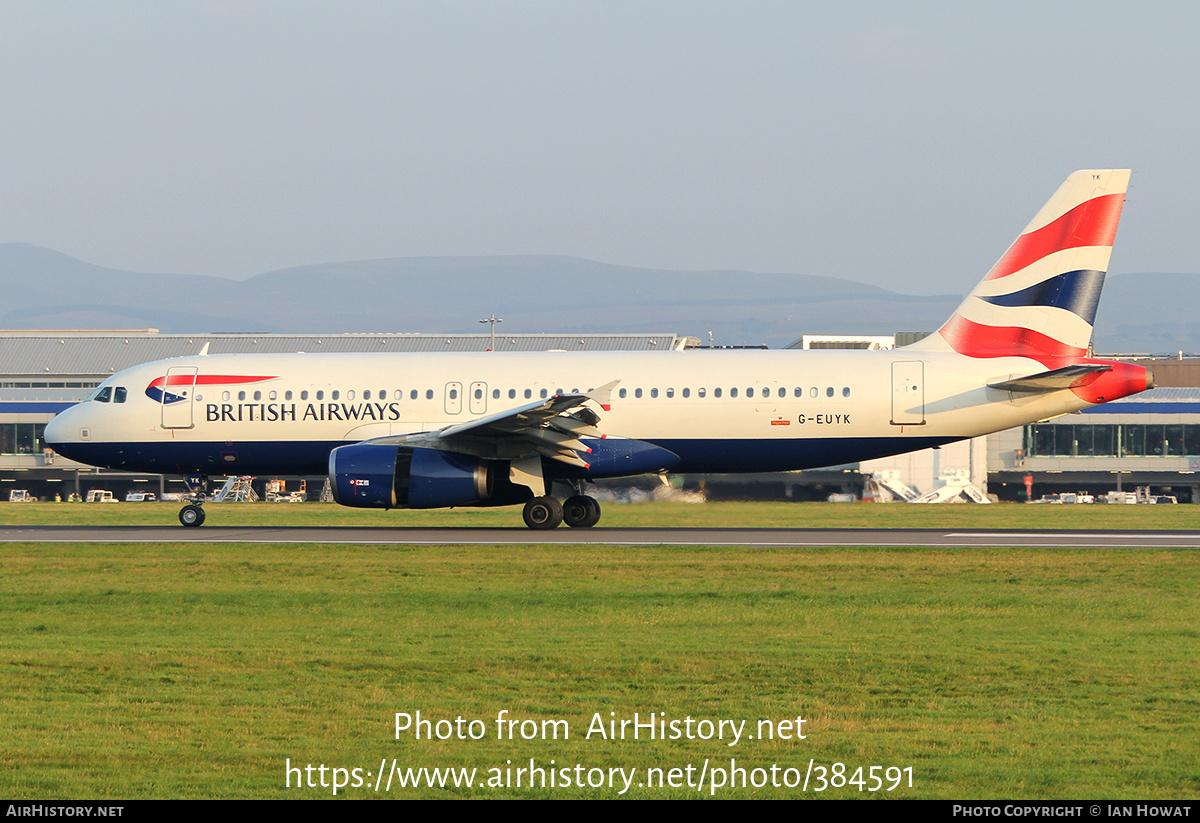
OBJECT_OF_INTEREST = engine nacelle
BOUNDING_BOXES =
[329,444,493,509]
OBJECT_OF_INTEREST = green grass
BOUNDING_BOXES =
[2,499,1199,530]
[1,540,1197,798]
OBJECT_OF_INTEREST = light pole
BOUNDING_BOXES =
[479,314,502,350]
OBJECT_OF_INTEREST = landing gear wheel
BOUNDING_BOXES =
[563,495,601,528]
[179,504,206,527]
[522,496,563,530]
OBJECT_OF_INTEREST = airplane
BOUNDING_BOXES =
[44,170,1153,529]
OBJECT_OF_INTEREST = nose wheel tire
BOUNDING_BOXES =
[562,495,601,528]
[522,496,563,530]
[179,504,206,527]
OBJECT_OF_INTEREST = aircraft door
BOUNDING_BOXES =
[469,382,487,415]
[890,361,925,425]
[161,366,199,429]
[445,382,463,415]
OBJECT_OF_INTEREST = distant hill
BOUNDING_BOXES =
[1,243,1196,352]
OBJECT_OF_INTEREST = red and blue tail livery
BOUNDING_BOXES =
[915,169,1129,365]
[46,170,1153,529]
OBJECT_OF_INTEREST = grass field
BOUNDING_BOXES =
[1,502,1198,799]
[2,499,1199,529]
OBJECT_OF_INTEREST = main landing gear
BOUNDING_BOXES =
[522,494,601,530]
[179,474,207,527]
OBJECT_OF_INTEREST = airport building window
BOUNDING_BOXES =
[1024,423,1200,458]
[0,423,46,455]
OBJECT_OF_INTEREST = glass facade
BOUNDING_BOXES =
[0,423,47,454]
[1025,423,1200,458]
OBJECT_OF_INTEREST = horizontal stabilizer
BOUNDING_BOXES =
[988,363,1111,393]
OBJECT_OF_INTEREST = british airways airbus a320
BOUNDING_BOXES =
[45,170,1153,529]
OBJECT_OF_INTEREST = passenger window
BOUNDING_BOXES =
[285,391,293,400]
[698,388,706,398]
[714,388,722,398]
[114,387,127,403]
[666,388,675,398]
[449,389,458,400]
[778,387,785,398]
[682,388,689,398]
[492,389,499,399]
[301,390,309,400]
[794,388,802,397]
[826,387,834,397]
[426,389,434,400]
[411,390,419,400]
[635,388,643,398]
[347,390,355,401]
[254,391,262,401]
[731,388,739,398]
[747,387,754,398]
[524,389,532,399]
[843,387,850,397]
[238,391,246,401]
[474,389,482,400]
[540,389,548,399]
[316,391,324,400]
[223,391,231,401]
[810,387,818,398]
[332,390,340,400]
[508,389,516,399]
[619,388,627,398]
[651,388,659,398]
[363,390,371,400]
[269,390,277,400]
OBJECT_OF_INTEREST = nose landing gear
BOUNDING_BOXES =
[178,474,208,527]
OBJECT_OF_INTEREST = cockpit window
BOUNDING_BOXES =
[114,387,127,403]
[94,387,112,403]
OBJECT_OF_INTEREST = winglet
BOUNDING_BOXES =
[586,380,621,411]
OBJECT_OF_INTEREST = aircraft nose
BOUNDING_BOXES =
[44,409,68,447]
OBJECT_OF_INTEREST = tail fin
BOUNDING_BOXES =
[909,169,1130,365]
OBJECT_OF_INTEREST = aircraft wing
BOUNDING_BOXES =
[366,381,620,469]
[987,364,1112,393]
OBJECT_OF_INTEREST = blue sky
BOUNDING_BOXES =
[2,1,1196,296]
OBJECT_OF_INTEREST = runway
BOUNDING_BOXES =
[2,525,1199,547]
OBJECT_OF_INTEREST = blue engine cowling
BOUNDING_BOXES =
[329,444,493,509]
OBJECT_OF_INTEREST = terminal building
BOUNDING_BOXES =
[2,329,1198,503]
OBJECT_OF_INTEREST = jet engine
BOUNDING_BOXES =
[329,443,495,509]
